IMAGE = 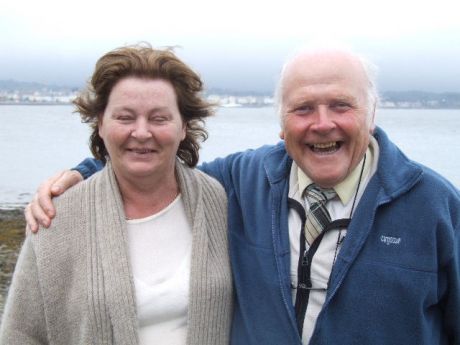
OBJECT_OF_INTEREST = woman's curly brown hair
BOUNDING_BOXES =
[73,44,214,167]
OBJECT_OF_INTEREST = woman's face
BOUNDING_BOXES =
[98,77,186,182]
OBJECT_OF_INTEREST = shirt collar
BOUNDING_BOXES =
[297,143,374,205]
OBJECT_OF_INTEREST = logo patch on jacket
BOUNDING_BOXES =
[380,235,401,246]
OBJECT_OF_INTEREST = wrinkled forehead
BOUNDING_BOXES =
[281,51,369,98]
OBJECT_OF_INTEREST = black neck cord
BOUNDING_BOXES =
[332,153,367,266]
[293,153,368,336]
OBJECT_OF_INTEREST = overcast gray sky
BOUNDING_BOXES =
[1,0,459,93]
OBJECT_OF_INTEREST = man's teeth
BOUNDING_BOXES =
[309,142,339,153]
[314,142,336,149]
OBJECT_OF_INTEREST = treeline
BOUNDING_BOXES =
[1,80,460,108]
[380,91,460,108]
[0,79,78,93]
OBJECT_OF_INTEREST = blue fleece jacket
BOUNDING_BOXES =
[76,127,460,344]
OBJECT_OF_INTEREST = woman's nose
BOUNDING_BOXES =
[131,119,152,139]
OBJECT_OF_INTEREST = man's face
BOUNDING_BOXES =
[279,52,375,188]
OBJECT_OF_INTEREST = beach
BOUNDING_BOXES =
[0,208,25,317]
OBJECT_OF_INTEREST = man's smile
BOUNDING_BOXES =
[308,141,342,154]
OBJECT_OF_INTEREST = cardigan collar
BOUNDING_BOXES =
[89,160,231,344]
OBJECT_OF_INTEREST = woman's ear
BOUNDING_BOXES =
[181,122,187,141]
[97,114,104,138]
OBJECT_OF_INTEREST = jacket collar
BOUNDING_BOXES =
[325,126,424,303]
[372,126,423,201]
[262,127,423,199]
[263,142,293,185]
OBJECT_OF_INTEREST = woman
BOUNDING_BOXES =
[0,45,233,344]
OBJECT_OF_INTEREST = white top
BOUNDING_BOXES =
[288,137,380,344]
[127,195,192,345]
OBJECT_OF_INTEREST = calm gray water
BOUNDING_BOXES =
[0,105,459,207]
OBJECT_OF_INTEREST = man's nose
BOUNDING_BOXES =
[311,106,335,131]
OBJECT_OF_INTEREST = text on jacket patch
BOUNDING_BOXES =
[380,235,401,246]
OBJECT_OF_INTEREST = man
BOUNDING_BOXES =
[25,48,460,344]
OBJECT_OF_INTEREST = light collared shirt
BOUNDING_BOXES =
[288,136,380,345]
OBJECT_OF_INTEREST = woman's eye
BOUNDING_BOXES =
[150,115,169,123]
[116,115,133,121]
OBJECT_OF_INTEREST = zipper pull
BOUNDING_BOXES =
[301,249,308,266]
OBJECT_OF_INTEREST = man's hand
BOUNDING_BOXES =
[25,170,83,233]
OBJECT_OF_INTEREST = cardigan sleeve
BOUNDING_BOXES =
[0,237,48,344]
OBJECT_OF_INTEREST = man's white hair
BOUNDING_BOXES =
[275,43,379,126]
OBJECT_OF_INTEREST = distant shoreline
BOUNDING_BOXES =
[0,102,71,106]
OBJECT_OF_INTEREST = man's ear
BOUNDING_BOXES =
[368,103,377,134]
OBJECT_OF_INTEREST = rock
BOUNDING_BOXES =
[0,208,25,317]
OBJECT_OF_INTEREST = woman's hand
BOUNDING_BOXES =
[25,170,83,233]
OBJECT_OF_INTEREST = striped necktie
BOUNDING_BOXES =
[303,183,336,245]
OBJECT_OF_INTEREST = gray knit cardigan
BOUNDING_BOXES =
[0,161,233,345]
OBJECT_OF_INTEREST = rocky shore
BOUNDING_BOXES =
[0,208,25,318]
